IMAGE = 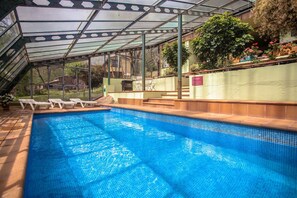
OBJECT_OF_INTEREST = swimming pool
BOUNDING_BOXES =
[25,108,297,197]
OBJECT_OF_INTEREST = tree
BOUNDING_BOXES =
[191,12,253,69]
[145,47,159,77]
[252,0,297,38]
[90,65,104,88]
[162,42,190,73]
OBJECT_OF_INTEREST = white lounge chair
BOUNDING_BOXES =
[48,99,75,109]
[19,99,51,110]
[70,98,97,108]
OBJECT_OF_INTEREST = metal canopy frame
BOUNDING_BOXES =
[0,0,254,94]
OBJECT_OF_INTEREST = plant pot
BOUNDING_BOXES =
[1,104,10,111]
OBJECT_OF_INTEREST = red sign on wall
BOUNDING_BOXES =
[192,76,203,86]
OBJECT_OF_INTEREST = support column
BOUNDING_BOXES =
[30,67,33,99]
[88,57,91,100]
[108,53,111,85]
[47,66,50,100]
[177,14,182,99]
[62,62,65,100]
[117,54,120,78]
[157,45,161,77]
[76,69,79,91]
[125,51,127,78]
[103,54,106,78]
[142,34,146,91]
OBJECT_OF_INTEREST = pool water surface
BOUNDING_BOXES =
[24,108,297,197]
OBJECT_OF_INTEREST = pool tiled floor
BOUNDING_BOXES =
[0,105,296,197]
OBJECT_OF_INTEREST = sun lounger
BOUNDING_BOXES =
[70,98,97,108]
[19,99,51,110]
[48,99,75,109]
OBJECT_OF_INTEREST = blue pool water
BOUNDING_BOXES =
[25,108,297,197]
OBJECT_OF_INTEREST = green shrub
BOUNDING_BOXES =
[191,12,253,69]
[162,42,190,72]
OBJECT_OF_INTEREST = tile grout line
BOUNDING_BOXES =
[0,115,21,147]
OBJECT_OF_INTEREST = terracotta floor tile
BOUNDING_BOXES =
[1,186,23,198]
[265,119,296,131]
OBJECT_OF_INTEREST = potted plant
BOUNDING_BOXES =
[242,42,263,61]
[0,94,15,111]
[264,39,279,60]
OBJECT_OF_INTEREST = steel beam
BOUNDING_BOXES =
[88,57,91,100]
[177,14,182,100]
[141,34,145,91]
[30,66,33,99]
[63,0,108,58]
[62,61,65,99]
[108,53,110,85]
[47,66,50,99]
[125,51,127,79]
[22,0,211,16]
[25,29,191,43]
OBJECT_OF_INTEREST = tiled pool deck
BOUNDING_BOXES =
[0,105,296,197]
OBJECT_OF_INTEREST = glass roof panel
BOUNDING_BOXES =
[177,0,203,3]
[203,0,235,7]
[129,22,163,30]
[181,15,200,22]
[87,22,131,31]
[5,0,253,63]
[108,39,133,45]
[224,0,249,10]
[30,55,64,61]
[21,22,87,33]
[140,13,175,22]
[71,46,101,52]
[146,34,163,38]
[94,10,143,21]
[23,31,80,36]
[26,40,74,48]
[102,43,126,48]
[27,45,69,53]
[28,49,68,58]
[98,46,122,53]
[17,7,93,21]
[7,59,27,81]
[113,35,139,40]
[0,24,19,53]
[159,22,178,29]
[1,49,23,72]
[68,50,96,57]
[75,41,106,48]
[193,16,210,23]
[155,33,176,39]
[160,1,193,9]
[0,50,26,75]
[183,22,201,28]
[0,11,16,34]
[1,54,26,79]
[77,37,112,43]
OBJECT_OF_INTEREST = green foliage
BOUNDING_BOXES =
[90,65,104,88]
[163,67,177,76]
[0,94,14,105]
[65,61,87,76]
[252,0,297,38]
[14,73,30,97]
[190,64,201,73]
[145,48,159,76]
[162,42,190,72]
[191,12,253,69]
